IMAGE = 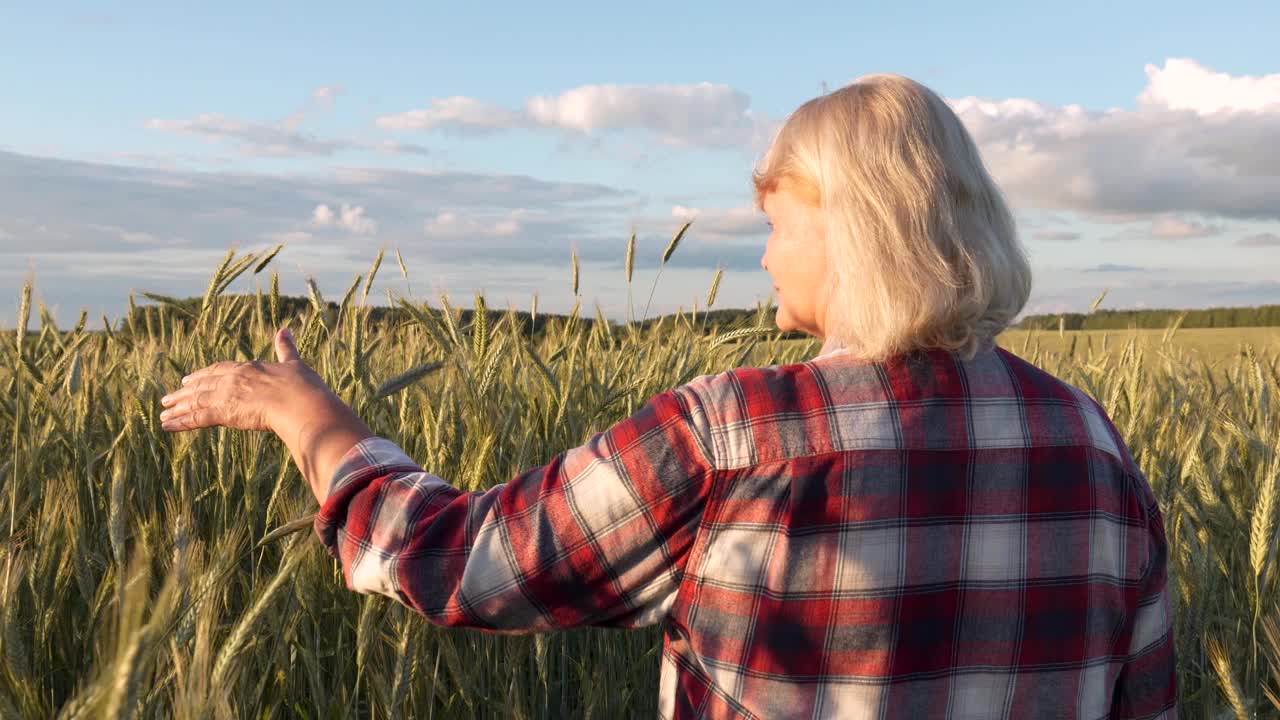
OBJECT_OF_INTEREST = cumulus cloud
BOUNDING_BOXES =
[667,205,765,239]
[148,85,432,158]
[0,148,631,260]
[948,58,1280,222]
[377,82,774,148]
[1032,229,1082,242]
[311,204,334,225]
[0,148,689,325]
[1149,215,1224,239]
[372,140,432,156]
[145,114,350,157]
[1136,58,1280,113]
[423,209,536,239]
[527,83,768,147]
[1100,213,1227,243]
[376,97,525,134]
[311,203,377,234]
[1083,263,1151,272]
[80,223,177,246]
[265,230,313,244]
[1238,232,1280,247]
[312,85,343,102]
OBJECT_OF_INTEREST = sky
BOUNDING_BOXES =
[2,0,1279,329]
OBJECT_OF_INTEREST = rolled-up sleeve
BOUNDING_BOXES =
[313,384,716,633]
[1112,490,1179,719]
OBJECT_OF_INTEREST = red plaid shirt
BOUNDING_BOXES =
[315,341,1177,719]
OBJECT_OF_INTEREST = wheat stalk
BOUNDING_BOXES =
[1252,471,1278,583]
[706,267,724,310]
[710,325,776,349]
[473,293,489,360]
[252,243,285,274]
[571,249,580,297]
[395,246,413,296]
[362,247,385,306]
[373,361,445,399]
[210,533,308,693]
[438,295,461,348]
[641,220,692,323]
[269,271,280,330]
[1208,635,1251,719]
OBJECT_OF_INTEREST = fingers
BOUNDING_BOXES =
[181,360,242,386]
[160,389,216,419]
[161,407,219,433]
[274,326,299,363]
[161,375,222,407]
[160,376,223,431]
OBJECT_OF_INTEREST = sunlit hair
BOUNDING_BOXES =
[752,74,1031,362]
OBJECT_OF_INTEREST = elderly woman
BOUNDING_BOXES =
[159,74,1176,719]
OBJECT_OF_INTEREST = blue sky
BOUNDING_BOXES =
[2,0,1278,328]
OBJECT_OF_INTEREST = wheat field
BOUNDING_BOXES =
[2,246,1279,718]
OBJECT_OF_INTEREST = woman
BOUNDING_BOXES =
[159,74,1177,718]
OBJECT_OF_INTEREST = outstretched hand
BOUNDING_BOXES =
[159,327,333,435]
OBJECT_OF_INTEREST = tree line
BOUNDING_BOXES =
[102,297,1280,342]
[1015,305,1280,331]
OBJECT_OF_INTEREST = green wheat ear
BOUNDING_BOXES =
[625,231,636,285]
[571,248,580,297]
[663,220,692,264]
[706,267,724,309]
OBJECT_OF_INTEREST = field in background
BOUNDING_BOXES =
[777,327,1280,366]
[998,326,1280,362]
[2,249,1279,718]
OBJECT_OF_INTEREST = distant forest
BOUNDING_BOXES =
[99,296,1280,339]
[112,295,814,342]
[1014,305,1280,331]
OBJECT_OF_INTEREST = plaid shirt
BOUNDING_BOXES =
[315,340,1177,719]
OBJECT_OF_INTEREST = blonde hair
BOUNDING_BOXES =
[752,74,1031,362]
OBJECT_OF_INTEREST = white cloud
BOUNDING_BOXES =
[1083,263,1151,273]
[1098,213,1228,243]
[311,203,377,235]
[312,85,344,102]
[378,82,774,148]
[422,210,517,238]
[343,205,374,236]
[376,97,524,134]
[1137,58,1280,114]
[81,223,175,246]
[372,140,432,156]
[422,208,549,239]
[0,148,656,326]
[146,113,349,157]
[1238,232,1280,247]
[526,82,767,147]
[1032,229,1082,242]
[1149,215,1223,239]
[311,204,334,225]
[947,58,1280,222]
[265,230,313,244]
[147,86,432,158]
[668,205,764,239]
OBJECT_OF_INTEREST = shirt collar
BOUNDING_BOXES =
[814,335,849,360]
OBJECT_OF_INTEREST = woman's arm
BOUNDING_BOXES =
[315,384,716,632]
[273,391,374,504]
[161,325,720,632]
